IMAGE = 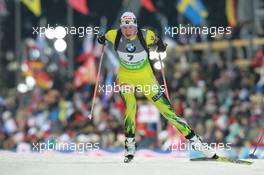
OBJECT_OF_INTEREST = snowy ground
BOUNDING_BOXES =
[0,151,263,175]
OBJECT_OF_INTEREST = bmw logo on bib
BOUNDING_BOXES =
[126,43,136,53]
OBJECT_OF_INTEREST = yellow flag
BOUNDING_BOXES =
[225,0,237,27]
[21,0,41,16]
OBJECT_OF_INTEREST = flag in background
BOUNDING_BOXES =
[82,33,94,53]
[74,54,96,88]
[69,0,89,15]
[34,71,52,89]
[105,47,119,73]
[20,0,41,16]
[176,0,208,25]
[225,0,237,27]
[102,71,114,109]
[141,0,156,13]
[0,0,8,17]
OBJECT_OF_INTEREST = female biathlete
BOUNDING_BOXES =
[97,12,217,163]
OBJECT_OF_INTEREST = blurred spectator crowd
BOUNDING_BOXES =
[1,44,264,151]
[0,0,264,152]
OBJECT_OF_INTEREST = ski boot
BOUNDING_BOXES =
[188,134,217,158]
[124,137,136,163]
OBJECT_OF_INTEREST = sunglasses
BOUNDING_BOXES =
[120,18,137,25]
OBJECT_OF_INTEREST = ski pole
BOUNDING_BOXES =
[249,131,264,158]
[158,53,170,101]
[88,45,105,119]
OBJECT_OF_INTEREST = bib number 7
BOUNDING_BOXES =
[127,54,134,61]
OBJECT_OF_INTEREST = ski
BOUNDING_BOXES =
[190,156,253,165]
[124,155,134,163]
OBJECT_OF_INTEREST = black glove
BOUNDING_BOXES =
[97,34,106,45]
[156,38,167,52]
